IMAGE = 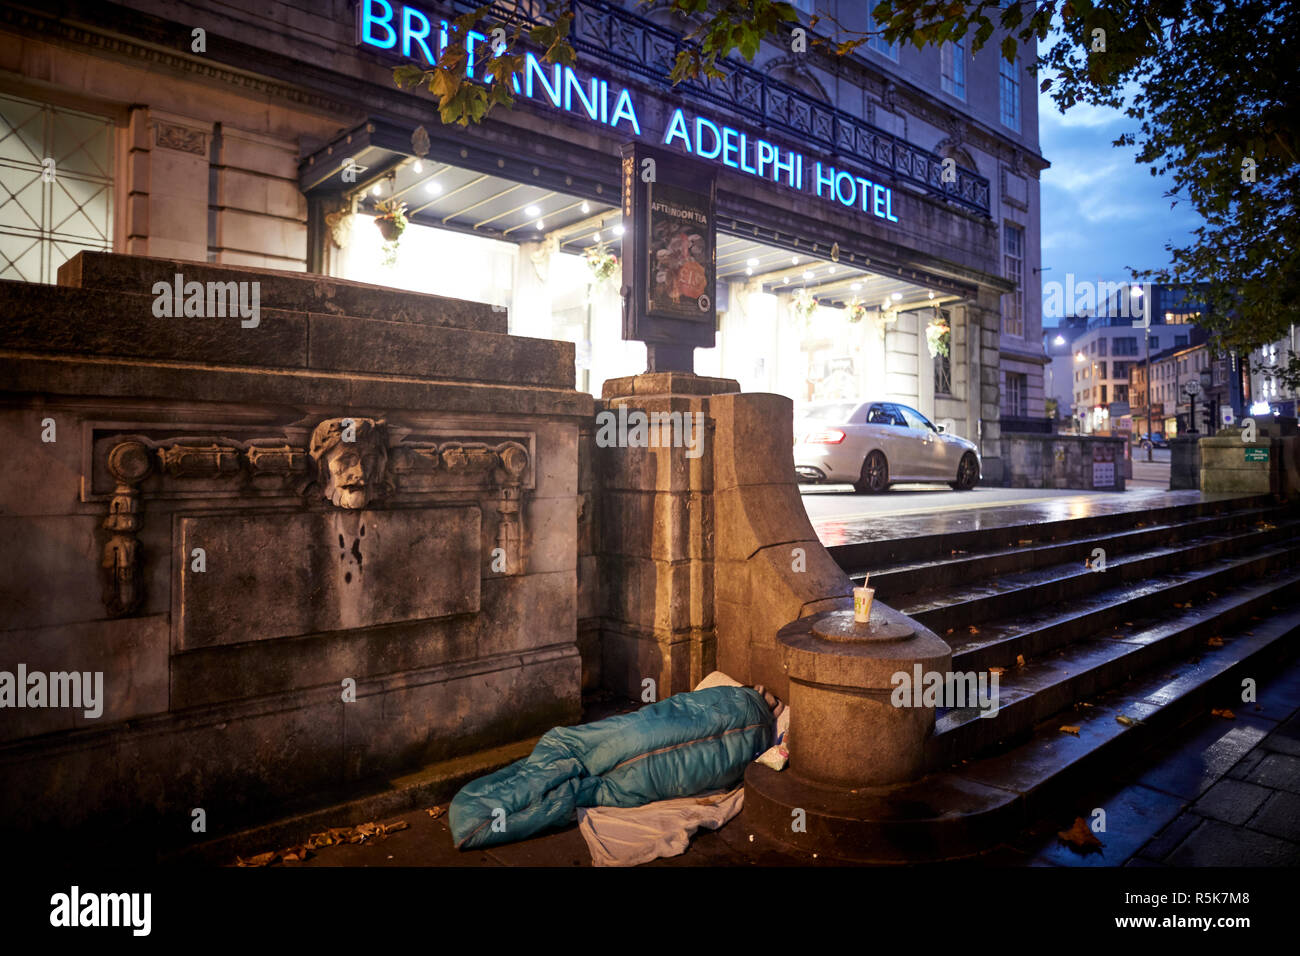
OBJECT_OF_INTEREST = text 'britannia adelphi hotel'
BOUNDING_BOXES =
[1,0,1045,482]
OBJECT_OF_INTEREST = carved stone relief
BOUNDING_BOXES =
[95,418,535,616]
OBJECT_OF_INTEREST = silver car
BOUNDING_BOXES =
[793,400,981,493]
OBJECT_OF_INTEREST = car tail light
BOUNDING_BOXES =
[803,428,845,444]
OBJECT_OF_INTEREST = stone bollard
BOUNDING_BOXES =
[777,604,951,786]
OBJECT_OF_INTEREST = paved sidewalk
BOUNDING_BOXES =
[251,655,1300,869]
[1005,656,1300,867]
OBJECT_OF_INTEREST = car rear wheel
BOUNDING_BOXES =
[950,452,979,490]
[855,451,889,494]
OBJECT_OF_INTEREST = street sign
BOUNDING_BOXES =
[1245,447,1270,462]
[1183,379,1202,397]
[1221,406,1235,426]
[1108,401,1131,417]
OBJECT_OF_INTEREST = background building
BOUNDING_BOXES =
[1044,283,1205,435]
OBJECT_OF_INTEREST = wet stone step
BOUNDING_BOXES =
[928,579,1300,768]
[948,607,1300,820]
[898,523,1300,631]
[941,557,1300,671]
[854,507,1281,599]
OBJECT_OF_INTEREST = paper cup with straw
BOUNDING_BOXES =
[853,577,874,623]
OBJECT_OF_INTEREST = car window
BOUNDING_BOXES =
[865,404,901,426]
[897,405,936,432]
[799,402,859,425]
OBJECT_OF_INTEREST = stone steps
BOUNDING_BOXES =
[895,518,1300,633]
[826,494,1274,572]
[744,596,1300,863]
[928,563,1300,768]
[943,547,1300,673]
[855,505,1279,601]
[743,494,1300,861]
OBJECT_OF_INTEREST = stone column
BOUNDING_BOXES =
[595,372,732,699]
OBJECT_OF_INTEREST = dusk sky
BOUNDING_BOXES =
[1036,83,1203,327]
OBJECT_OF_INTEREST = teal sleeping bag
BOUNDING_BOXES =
[449,685,774,849]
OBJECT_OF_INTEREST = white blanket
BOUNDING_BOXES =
[577,786,744,867]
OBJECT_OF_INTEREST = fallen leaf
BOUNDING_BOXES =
[1018,539,1032,545]
[1076,701,1094,708]
[1211,708,1235,719]
[1115,714,1142,726]
[426,806,446,819]
[280,845,313,863]
[968,625,979,634]
[1057,817,1104,854]
[1207,636,1224,647]
[237,851,277,868]
[1060,725,1081,736]
[1016,654,1026,667]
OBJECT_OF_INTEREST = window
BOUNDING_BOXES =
[1175,334,1189,348]
[1114,337,1138,356]
[1099,384,1108,404]
[1004,373,1027,418]
[867,11,900,60]
[934,350,952,395]
[866,404,904,426]
[1114,385,1129,404]
[941,37,966,99]
[0,93,114,283]
[1002,223,1024,337]
[898,405,937,432]
[1097,338,1108,357]
[999,56,1021,131]
[1097,361,1108,379]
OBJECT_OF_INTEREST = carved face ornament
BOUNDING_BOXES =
[309,418,389,509]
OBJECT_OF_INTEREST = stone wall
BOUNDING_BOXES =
[0,253,588,845]
[999,434,1127,490]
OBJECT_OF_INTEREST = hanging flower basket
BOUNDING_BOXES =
[373,198,408,266]
[792,287,819,322]
[847,299,868,324]
[926,318,951,358]
[584,243,619,283]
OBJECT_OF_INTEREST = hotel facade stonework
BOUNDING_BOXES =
[0,0,1047,472]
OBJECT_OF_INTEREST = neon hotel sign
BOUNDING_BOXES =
[358,0,900,224]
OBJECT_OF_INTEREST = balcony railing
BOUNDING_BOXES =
[449,0,992,216]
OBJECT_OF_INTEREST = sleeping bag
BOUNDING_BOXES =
[449,685,775,850]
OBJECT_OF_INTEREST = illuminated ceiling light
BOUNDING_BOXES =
[591,230,601,242]
[371,183,383,196]
[413,159,424,173]
[613,224,625,236]
[1076,352,1086,362]
[927,291,935,299]
[581,201,591,213]
[828,266,837,274]
[881,298,891,310]
[524,205,541,217]
[802,270,814,281]
[782,276,789,284]
[791,256,800,265]
[745,267,754,276]
[747,257,759,267]
[891,292,902,301]
[425,181,442,195]
[850,283,862,291]
[536,219,545,230]
[1054,334,1066,346]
